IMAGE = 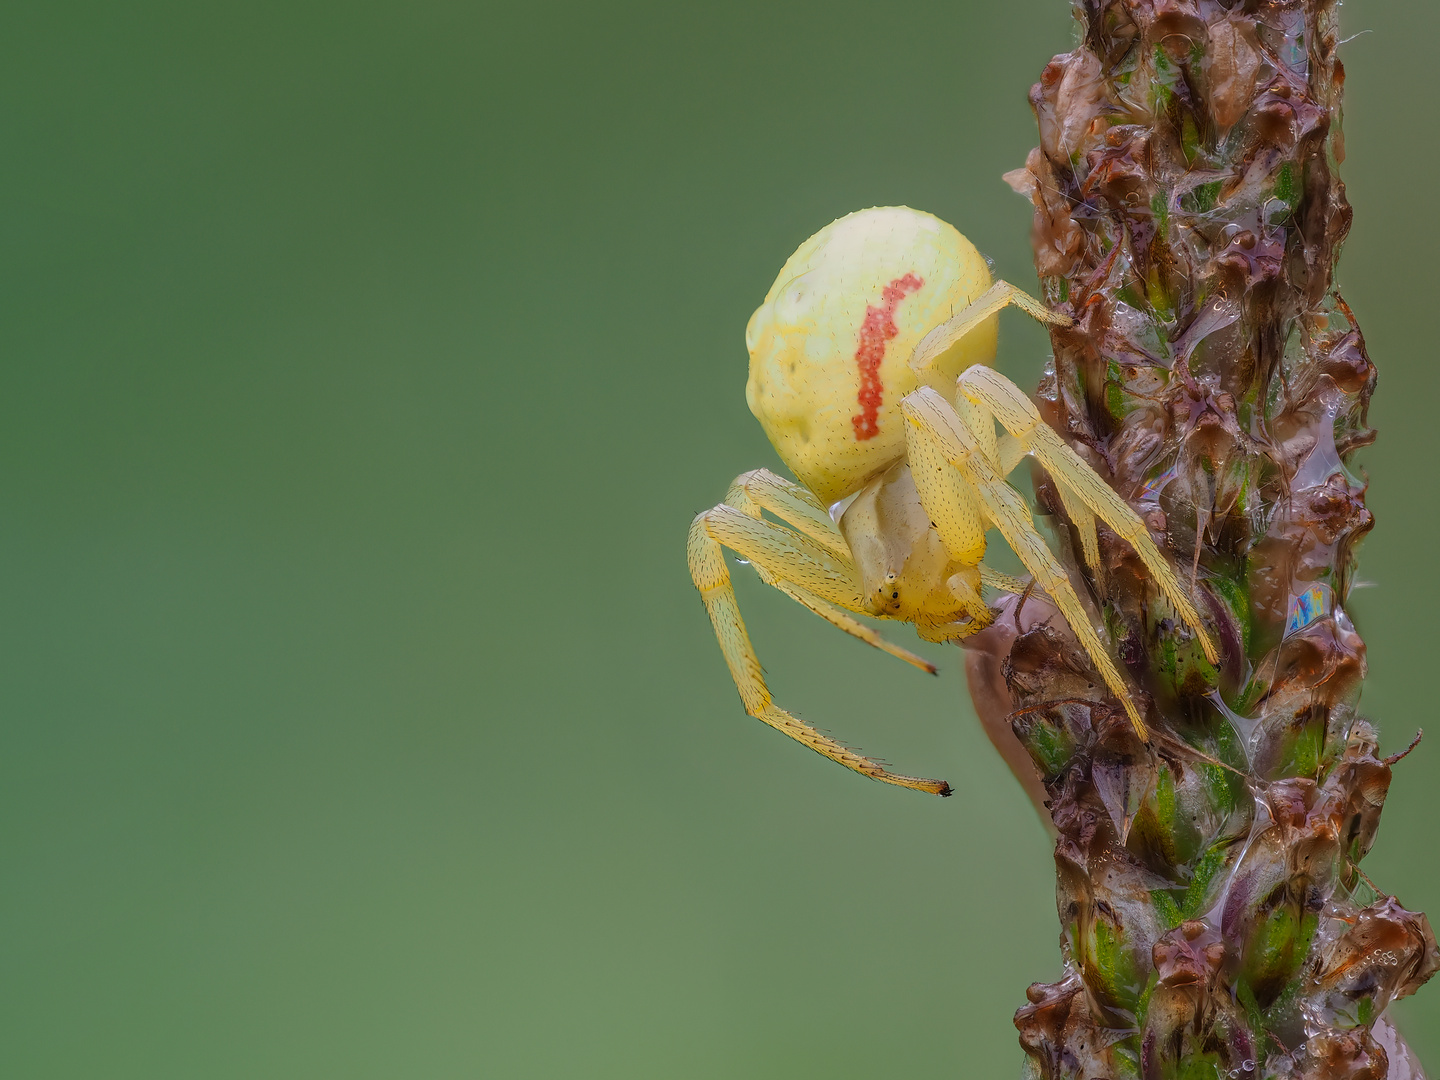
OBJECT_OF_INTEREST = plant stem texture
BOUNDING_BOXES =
[973,1,1440,1076]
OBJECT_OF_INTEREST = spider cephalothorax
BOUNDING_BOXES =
[689,206,1216,794]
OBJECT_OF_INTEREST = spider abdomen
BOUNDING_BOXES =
[745,206,996,506]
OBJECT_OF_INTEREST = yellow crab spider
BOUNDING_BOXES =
[688,206,1218,796]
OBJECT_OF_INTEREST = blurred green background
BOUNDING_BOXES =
[2,1,1435,1075]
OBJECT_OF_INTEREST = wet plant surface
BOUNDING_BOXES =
[970,1,1439,1075]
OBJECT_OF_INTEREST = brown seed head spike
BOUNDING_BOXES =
[967,1,1437,1075]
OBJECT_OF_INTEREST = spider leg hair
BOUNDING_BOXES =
[901,387,1149,741]
[724,468,849,559]
[979,565,1028,594]
[698,505,862,609]
[687,504,952,795]
[720,471,934,671]
[956,364,1219,665]
[910,280,1074,378]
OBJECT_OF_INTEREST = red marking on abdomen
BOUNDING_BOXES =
[851,273,924,440]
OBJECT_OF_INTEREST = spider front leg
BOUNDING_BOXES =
[687,498,951,795]
[955,364,1219,664]
[907,281,1106,570]
[903,278,1216,664]
[901,387,1150,739]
